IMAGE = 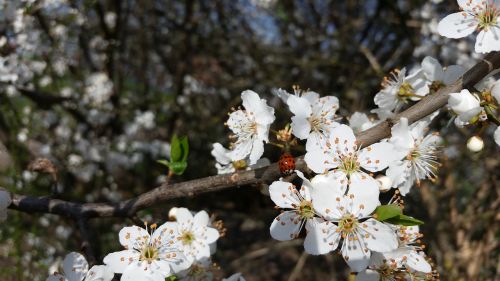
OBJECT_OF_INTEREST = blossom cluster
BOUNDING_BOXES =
[46,207,244,281]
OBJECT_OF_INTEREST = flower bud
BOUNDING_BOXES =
[168,207,179,221]
[376,175,393,192]
[467,136,484,152]
[448,90,480,115]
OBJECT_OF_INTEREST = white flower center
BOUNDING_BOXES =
[139,245,159,263]
[298,200,315,219]
[338,154,360,176]
[338,214,358,236]
[475,3,499,30]
[180,230,196,246]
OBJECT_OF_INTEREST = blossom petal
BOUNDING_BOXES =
[175,208,194,224]
[304,149,337,174]
[406,251,432,273]
[306,131,330,152]
[308,173,346,218]
[269,180,300,209]
[119,226,149,249]
[193,211,210,226]
[287,95,312,118]
[241,90,262,113]
[248,138,264,165]
[301,91,320,104]
[85,265,114,281]
[229,138,253,162]
[347,173,380,216]
[329,124,357,153]
[437,12,477,39]
[103,250,139,274]
[386,160,410,189]
[341,234,371,272]
[291,116,311,139]
[360,219,398,253]
[303,218,336,255]
[63,252,89,281]
[204,227,220,244]
[211,143,231,165]
[120,261,165,281]
[270,211,302,241]
[359,142,397,172]
[421,56,444,82]
[475,25,500,54]
[0,189,11,209]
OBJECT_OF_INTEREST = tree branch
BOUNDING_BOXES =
[7,52,500,219]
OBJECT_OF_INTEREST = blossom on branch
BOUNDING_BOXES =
[438,0,500,53]
[305,124,397,199]
[103,222,190,281]
[387,118,442,195]
[226,90,275,165]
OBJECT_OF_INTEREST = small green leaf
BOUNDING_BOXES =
[385,214,424,226]
[170,135,189,163]
[157,159,170,167]
[165,275,178,281]
[374,204,402,221]
[179,136,189,162]
[169,161,188,175]
[170,135,182,162]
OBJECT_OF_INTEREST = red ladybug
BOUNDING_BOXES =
[279,153,295,175]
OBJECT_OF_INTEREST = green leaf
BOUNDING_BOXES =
[170,135,181,162]
[165,275,178,281]
[385,214,424,226]
[170,135,189,163]
[156,159,170,167]
[374,204,402,221]
[169,161,188,175]
[179,136,189,162]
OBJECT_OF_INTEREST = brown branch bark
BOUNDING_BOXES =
[7,52,500,219]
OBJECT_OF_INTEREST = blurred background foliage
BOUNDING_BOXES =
[0,0,498,280]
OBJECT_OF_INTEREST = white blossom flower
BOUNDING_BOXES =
[305,183,398,272]
[226,90,275,165]
[437,0,500,53]
[0,188,11,222]
[305,124,396,199]
[374,68,429,112]
[211,143,270,174]
[383,226,432,274]
[349,112,377,134]
[448,89,482,125]
[421,56,465,91]
[286,91,340,151]
[103,222,190,281]
[495,126,500,146]
[166,208,220,263]
[268,171,324,242]
[46,252,114,281]
[387,118,442,195]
